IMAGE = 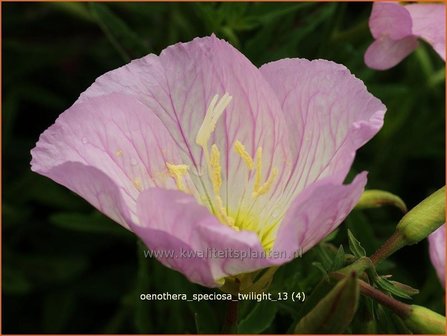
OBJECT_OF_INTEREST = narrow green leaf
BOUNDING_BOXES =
[315,244,333,270]
[312,262,329,280]
[347,229,366,258]
[330,245,345,271]
[50,212,130,236]
[375,277,413,300]
[389,281,419,297]
[238,301,277,333]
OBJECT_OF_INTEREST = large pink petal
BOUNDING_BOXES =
[364,35,419,70]
[272,173,367,256]
[428,224,445,288]
[35,162,133,229]
[407,4,446,60]
[132,188,272,287]
[31,93,184,227]
[369,2,414,40]
[79,35,291,216]
[260,59,385,203]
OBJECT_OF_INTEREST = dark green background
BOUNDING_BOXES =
[3,2,445,334]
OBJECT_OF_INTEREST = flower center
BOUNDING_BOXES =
[166,93,280,250]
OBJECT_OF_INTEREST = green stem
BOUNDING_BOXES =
[369,230,406,265]
[331,272,411,318]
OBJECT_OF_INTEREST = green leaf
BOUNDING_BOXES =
[330,245,345,271]
[89,3,148,61]
[322,228,339,242]
[312,262,329,280]
[347,229,366,258]
[315,244,333,270]
[50,212,130,236]
[345,211,379,255]
[375,276,413,300]
[238,300,277,333]
[389,281,420,297]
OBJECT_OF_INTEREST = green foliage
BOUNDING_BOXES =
[3,2,444,334]
[347,229,367,258]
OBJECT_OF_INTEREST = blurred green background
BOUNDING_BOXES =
[3,2,445,334]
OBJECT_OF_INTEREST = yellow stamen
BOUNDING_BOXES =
[215,195,237,229]
[166,162,189,192]
[253,167,279,197]
[195,93,232,148]
[254,147,263,191]
[210,144,222,194]
[234,140,254,170]
[115,149,123,157]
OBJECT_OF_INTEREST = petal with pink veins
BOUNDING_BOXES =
[272,173,367,257]
[260,59,385,203]
[79,35,291,216]
[31,93,185,227]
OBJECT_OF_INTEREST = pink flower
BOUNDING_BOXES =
[429,224,445,288]
[365,2,446,70]
[31,36,385,287]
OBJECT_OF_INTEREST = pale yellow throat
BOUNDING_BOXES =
[166,93,281,250]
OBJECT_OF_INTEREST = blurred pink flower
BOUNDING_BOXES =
[31,36,385,287]
[365,2,446,70]
[429,224,445,288]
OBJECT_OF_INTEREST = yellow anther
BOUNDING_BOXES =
[253,167,279,197]
[254,147,263,191]
[215,195,237,230]
[133,177,143,191]
[234,140,254,170]
[115,149,123,157]
[195,93,232,148]
[210,144,222,194]
[166,162,189,192]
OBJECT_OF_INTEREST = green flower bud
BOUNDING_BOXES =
[404,305,446,334]
[356,189,407,213]
[397,186,445,245]
[294,273,359,334]
[371,187,445,264]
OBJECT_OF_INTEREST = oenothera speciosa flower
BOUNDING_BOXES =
[365,2,446,70]
[429,224,445,288]
[31,36,385,287]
